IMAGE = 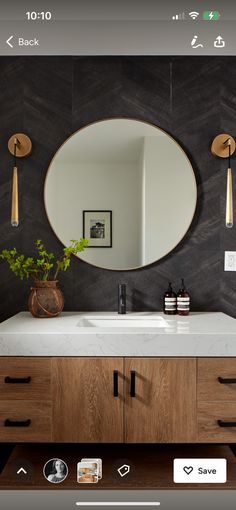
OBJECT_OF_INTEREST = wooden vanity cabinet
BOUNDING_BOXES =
[52,357,197,443]
[0,356,236,443]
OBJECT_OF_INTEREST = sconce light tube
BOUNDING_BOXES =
[11,166,19,227]
[211,133,236,229]
[226,166,233,228]
[8,133,32,228]
[11,138,19,227]
[225,139,233,228]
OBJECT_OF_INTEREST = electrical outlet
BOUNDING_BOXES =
[224,251,236,271]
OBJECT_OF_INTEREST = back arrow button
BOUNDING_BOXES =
[6,35,14,48]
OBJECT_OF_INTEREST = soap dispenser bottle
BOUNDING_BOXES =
[163,282,177,315]
[177,278,190,316]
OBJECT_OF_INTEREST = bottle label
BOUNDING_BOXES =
[177,297,190,311]
[164,297,176,311]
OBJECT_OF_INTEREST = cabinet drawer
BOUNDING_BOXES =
[198,402,236,442]
[198,358,236,401]
[0,400,52,442]
[0,358,52,400]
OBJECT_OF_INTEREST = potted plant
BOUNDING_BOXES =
[0,238,88,318]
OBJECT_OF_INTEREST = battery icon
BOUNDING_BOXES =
[203,11,220,20]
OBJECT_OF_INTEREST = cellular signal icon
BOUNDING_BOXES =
[172,12,185,20]
[189,11,200,20]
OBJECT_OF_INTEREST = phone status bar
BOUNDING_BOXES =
[1,1,236,22]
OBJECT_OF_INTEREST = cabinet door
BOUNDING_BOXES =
[125,358,197,443]
[52,358,124,442]
[198,358,236,401]
[198,402,236,442]
[0,358,52,400]
[197,358,236,442]
[0,357,52,443]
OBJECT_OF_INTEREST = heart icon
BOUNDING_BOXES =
[183,466,193,475]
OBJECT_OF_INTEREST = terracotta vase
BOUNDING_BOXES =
[28,280,64,318]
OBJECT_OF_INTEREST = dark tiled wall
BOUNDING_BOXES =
[0,56,235,322]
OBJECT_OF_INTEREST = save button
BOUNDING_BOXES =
[173,458,227,483]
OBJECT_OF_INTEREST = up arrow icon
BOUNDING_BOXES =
[17,467,27,475]
[214,35,225,48]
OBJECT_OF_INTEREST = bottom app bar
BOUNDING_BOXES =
[0,490,236,510]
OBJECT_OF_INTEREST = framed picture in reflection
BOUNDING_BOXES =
[83,210,112,248]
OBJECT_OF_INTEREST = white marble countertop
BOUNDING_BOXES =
[0,311,235,357]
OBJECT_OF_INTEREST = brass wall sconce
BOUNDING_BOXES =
[211,133,236,228]
[8,133,32,227]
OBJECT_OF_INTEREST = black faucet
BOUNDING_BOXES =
[118,284,126,314]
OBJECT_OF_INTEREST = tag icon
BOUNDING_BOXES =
[117,464,130,477]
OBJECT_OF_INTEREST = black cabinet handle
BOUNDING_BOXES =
[218,419,236,428]
[113,370,119,397]
[130,371,136,397]
[4,419,31,428]
[4,376,31,384]
[218,377,236,384]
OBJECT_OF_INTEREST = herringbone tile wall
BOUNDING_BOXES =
[0,56,235,321]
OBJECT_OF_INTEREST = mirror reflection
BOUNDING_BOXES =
[44,119,197,270]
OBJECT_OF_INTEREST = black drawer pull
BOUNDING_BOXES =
[4,419,31,428]
[218,420,236,428]
[218,377,236,384]
[5,376,31,384]
[113,370,119,397]
[130,371,136,398]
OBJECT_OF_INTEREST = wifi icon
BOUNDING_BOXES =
[189,11,200,20]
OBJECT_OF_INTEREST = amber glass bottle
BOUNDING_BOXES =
[163,282,177,315]
[177,278,190,316]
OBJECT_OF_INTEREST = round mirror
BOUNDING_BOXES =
[44,119,197,270]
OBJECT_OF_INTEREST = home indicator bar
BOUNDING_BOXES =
[76,503,160,507]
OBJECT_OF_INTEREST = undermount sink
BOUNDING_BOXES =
[77,315,169,328]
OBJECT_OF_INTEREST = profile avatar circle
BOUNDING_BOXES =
[43,458,68,483]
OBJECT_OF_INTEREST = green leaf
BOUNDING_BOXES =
[0,237,88,281]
